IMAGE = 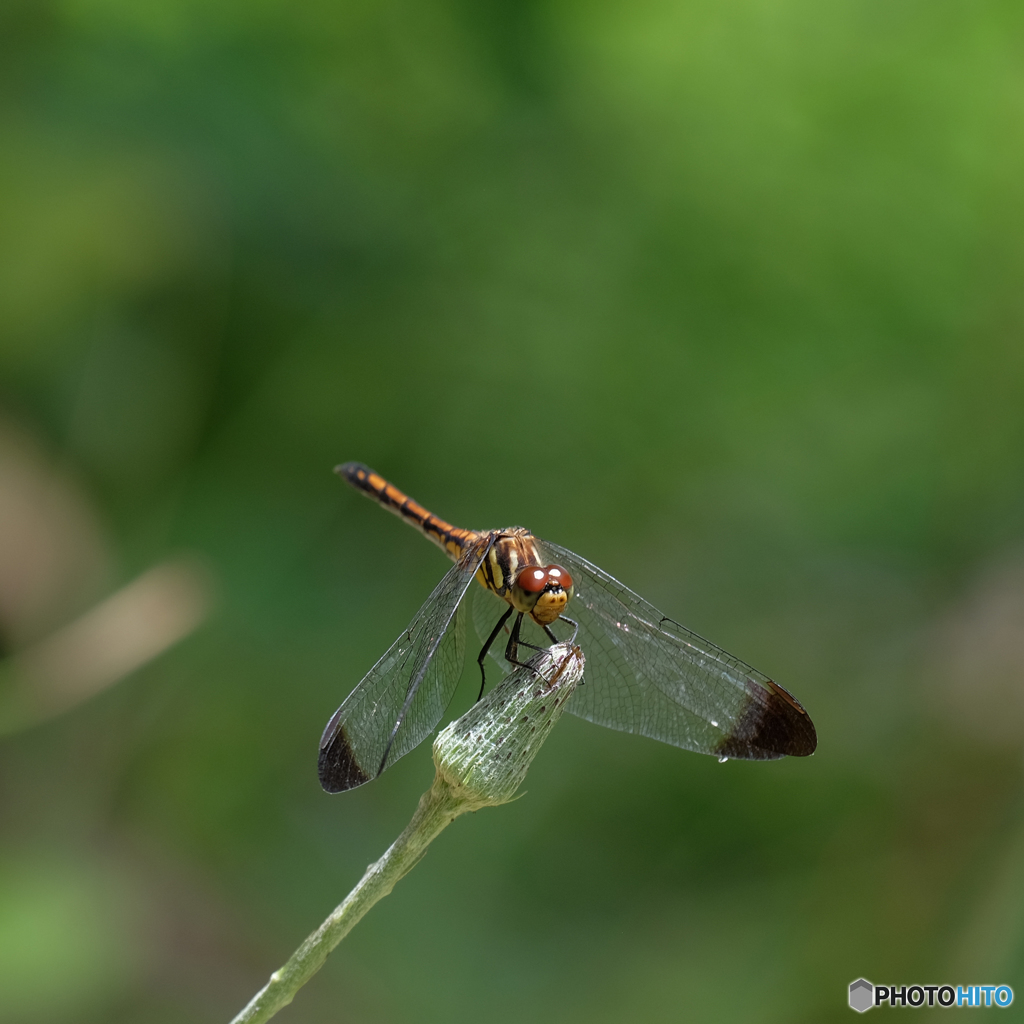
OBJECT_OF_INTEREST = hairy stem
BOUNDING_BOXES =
[230,778,461,1024]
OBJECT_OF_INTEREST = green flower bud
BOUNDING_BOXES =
[432,642,584,809]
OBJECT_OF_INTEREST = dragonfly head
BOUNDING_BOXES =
[511,564,574,625]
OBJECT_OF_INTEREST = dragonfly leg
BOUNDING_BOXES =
[540,610,581,643]
[477,605,514,701]
[505,613,547,679]
[559,614,579,644]
[542,615,577,646]
[504,612,525,665]
[551,615,581,683]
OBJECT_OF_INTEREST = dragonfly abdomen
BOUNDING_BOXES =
[336,462,481,559]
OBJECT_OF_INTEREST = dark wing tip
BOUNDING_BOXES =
[717,679,817,760]
[318,730,373,793]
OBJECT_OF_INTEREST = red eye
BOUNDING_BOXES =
[545,564,573,590]
[516,567,549,593]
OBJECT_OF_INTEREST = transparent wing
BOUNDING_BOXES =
[541,541,816,761]
[319,538,492,792]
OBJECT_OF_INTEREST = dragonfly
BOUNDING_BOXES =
[319,463,816,792]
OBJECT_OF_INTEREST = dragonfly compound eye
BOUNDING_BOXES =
[517,567,549,594]
[511,566,547,613]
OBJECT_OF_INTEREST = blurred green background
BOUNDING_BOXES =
[2,0,1024,1021]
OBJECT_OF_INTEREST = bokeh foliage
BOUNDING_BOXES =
[2,0,1024,1020]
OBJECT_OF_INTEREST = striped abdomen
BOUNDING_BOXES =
[337,464,552,610]
[336,462,481,560]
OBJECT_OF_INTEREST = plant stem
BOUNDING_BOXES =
[230,778,461,1024]
[229,643,584,1024]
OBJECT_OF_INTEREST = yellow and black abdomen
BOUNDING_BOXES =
[337,464,568,625]
[336,462,480,560]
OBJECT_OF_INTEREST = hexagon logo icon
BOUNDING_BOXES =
[849,978,874,1013]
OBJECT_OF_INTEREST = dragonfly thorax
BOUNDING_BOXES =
[475,530,574,625]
